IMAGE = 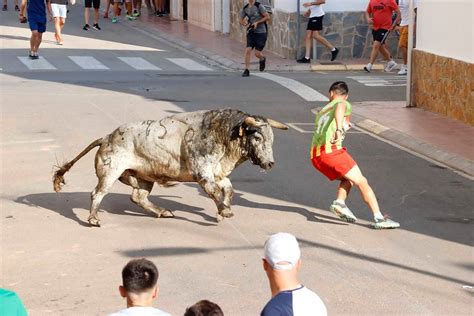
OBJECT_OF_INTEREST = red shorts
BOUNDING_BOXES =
[311,146,356,181]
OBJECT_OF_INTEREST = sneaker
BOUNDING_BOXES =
[111,17,118,23]
[126,14,136,20]
[28,51,35,59]
[92,23,101,30]
[364,63,372,73]
[297,57,310,63]
[398,65,408,75]
[242,69,250,77]
[2,5,7,11]
[259,57,266,72]
[384,60,397,72]
[132,9,140,17]
[330,47,339,61]
[82,24,90,31]
[154,11,163,17]
[373,217,400,229]
[329,201,357,223]
[14,5,19,11]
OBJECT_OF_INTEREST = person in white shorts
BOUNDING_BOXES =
[47,0,67,45]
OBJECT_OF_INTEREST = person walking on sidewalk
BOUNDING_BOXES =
[27,0,48,59]
[396,0,417,75]
[310,81,400,229]
[2,0,19,11]
[83,0,101,30]
[48,0,68,45]
[297,1,339,63]
[239,0,270,77]
[364,0,400,73]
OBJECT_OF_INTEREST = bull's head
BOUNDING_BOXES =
[239,116,288,170]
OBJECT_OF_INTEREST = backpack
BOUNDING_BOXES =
[243,1,273,32]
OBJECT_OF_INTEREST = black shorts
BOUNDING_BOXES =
[246,32,267,51]
[85,0,100,9]
[372,29,390,44]
[307,15,324,31]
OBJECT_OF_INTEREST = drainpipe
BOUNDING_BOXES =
[406,0,415,107]
[296,0,300,60]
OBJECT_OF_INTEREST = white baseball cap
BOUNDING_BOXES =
[263,233,301,270]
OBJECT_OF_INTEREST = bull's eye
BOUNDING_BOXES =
[254,135,262,142]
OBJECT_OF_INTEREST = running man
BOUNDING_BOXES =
[27,0,48,59]
[297,1,339,63]
[364,0,400,73]
[310,81,400,229]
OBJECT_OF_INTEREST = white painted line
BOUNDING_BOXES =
[1,138,55,146]
[286,123,313,133]
[17,57,57,70]
[69,56,109,70]
[118,57,162,70]
[166,58,213,71]
[254,73,328,102]
[365,84,406,87]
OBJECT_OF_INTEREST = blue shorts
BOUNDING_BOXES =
[28,13,47,33]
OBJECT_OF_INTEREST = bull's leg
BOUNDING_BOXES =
[217,177,234,219]
[89,169,124,227]
[128,177,174,218]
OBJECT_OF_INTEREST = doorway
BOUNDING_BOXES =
[183,0,187,20]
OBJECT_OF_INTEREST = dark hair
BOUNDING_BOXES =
[329,81,349,96]
[122,258,159,293]
[184,300,224,316]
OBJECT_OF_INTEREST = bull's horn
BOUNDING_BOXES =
[244,116,265,127]
[267,118,289,130]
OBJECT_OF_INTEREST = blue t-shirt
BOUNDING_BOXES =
[261,285,327,316]
[27,0,46,17]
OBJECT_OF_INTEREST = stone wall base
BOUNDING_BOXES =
[412,49,473,125]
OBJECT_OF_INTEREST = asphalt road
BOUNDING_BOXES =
[1,6,472,315]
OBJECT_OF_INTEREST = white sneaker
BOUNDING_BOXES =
[329,201,357,223]
[384,60,397,72]
[398,65,408,75]
[364,63,372,73]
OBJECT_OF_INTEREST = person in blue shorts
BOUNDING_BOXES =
[27,0,48,59]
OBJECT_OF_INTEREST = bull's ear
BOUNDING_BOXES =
[267,118,289,130]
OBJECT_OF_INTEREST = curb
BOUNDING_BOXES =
[350,113,474,178]
[311,64,385,71]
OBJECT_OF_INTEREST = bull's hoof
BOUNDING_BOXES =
[220,208,234,218]
[216,213,224,223]
[158,209,174,218]
[88,217,101,227]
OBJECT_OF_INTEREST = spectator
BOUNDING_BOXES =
[396,0,417,75]
[47,0,68,45]
[2,0,19,11]
[0,288,28,316]
[261,233,327,316]
[184,300,224,316]
[109,258,171,316]
[310,81,400,229]
[297,1,339,63]
[82,0,101,30]
[154,0,164,16]
[27,0,48,59]
[364,0,400,73]
[239,0,270,77]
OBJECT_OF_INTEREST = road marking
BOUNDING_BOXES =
[118,57,162,70]
[286,123,363,134]
[348,75,406,87]
[0,138,55,146]
[167,58,213,71]
[17,57,57,70]
[68,56,109,70]
[253,73,328,102]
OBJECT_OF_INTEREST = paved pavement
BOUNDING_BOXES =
[1,5,473,316]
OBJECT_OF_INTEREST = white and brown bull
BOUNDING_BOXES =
[53,109,288,226]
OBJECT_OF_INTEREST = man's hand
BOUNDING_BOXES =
[303,9,310,17]
[251,22,258,29]
[330,130,342,144]
[367,17,373,25]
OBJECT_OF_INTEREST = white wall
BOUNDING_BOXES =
[273,0,367,13]
[416,0,473,63]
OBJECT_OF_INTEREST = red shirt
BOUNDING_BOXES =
[367,0,398,30]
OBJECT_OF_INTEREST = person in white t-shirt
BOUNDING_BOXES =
[396,0,417,75]
[109,258,171,316]
[261,233,327,316]
[297,1,339,63]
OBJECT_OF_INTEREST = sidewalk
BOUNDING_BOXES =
[125,14,473,176]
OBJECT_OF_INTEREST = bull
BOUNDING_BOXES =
[53,109,288,226]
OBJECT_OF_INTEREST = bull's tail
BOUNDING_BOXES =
[53,138,104,192]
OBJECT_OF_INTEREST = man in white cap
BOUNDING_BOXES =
[261,232,327,316]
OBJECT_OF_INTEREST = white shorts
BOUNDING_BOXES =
[51,4,67,18]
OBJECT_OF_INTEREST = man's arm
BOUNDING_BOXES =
[330,102,347,144]
[239,10,248,26]
[303,0,326,7]
[251,7,270,29]
[46,0,53,19]
[365,3,373,25]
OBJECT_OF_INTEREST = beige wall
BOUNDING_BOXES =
[187,0,215,31]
